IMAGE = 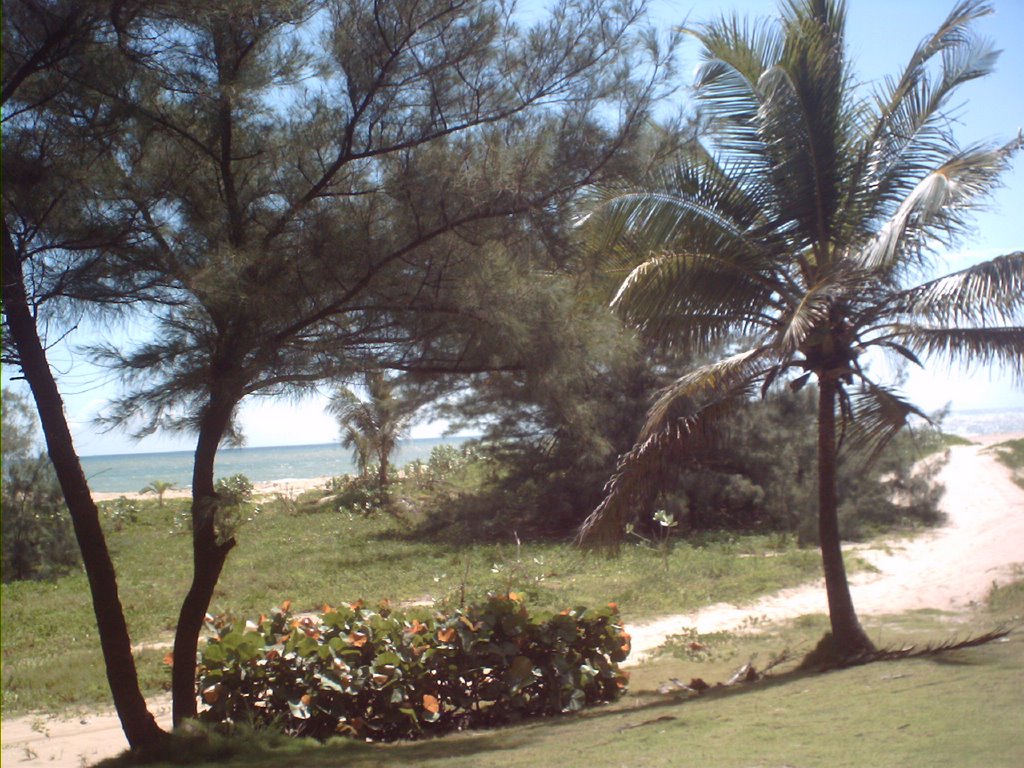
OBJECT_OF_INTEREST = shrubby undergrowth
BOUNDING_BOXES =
[197,596,629,741]
[358,396,953,546]
[1,388,79,582]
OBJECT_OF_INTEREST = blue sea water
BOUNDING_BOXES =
[80,436,471,494]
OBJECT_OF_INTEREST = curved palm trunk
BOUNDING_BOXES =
[170,393,237,725]
[817,377,876,659]
[2,238,166,749]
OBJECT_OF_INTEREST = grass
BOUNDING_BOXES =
[1,500,827,716]
[987,438,1024,490]
[95,580,1024,768]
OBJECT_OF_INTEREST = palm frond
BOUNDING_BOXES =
[688,11,786,167]
[891,251,1024,325]
[777,277,838,354]
[580,180,792,349]
[611,249,781,347]
[576,389,749,550]
[765,1,851,255]
[577,348,773,548]
[839,382,929,467]
[890,325,1024,382]
[641,348,775,440]
[855,141,1018,272]
[846,1,997,228]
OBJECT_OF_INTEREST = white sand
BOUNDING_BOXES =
[3,433,1022,766]
[91,476,335,503]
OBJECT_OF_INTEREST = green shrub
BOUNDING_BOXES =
[215,474,255,505]
[106,496,141,531]
[1,455,80,581]
[1,388,79,582]
[323,475,387,515]
[197,596,629,741]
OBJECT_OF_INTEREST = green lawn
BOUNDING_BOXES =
[1,501,825,715]
[6,498,1021,767]
[95,586,1023,768]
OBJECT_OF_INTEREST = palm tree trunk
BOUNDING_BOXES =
[2,236,166,749]
[170,393,237,725]
[817,377,875,659]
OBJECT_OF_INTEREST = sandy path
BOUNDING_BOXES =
[3,434,1022,766]
[626,433,1024,662]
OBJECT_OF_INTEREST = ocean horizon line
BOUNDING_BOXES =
[80,435,476,494]
[79,434,480,460]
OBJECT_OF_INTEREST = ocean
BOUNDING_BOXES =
[77,406,1023,494]
[79,436,471,494]
[934,406,1024,438]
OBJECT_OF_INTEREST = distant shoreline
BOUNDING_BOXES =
[81,436,474,495]
[92,474,335,503]
[88,429,1023,502]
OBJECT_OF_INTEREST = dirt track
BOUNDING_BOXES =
[3,434,1022,766]
[627,433,1024,662]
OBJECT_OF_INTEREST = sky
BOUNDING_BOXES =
[3,0,1022,456]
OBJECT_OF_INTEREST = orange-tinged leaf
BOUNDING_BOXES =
[437,627,456,643]
[322,603,333,614]
[349,599,364,611]
[619,630,632,654]
[348,631,368,647]
[163,652,174,667]
[408,619,427,634]
[508,591,523,602]
[422,694,440,714]
[301,693,312,706]
[281,600,292,612]
[607,602,619,611]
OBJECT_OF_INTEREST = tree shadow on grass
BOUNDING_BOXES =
[98,663,825,768]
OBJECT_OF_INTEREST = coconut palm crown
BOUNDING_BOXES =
[578,0,1023,659]
[328,372,423,488]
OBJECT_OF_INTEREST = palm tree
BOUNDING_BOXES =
[578,0,1022,660]
[328,372,423,489]
[139,480,176,507]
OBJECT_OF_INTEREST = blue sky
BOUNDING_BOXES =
[3,0,1022,456]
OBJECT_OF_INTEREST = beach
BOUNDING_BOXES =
[91,475,335,502]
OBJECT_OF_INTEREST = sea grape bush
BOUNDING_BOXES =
[197,595,630,741]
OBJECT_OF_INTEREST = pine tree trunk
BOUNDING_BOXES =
[817,376,876,659]
[2,235,166,749]
[171,394,236,725]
